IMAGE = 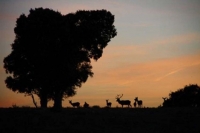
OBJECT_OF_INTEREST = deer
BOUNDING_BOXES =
[133,101,137,108]
[162,97,168,102]
[134,97,143,108]
[69,100,80,108]
[83,102,89,108]
[162,97,169,107]
[106,99,112,107]
[116,94,132,108]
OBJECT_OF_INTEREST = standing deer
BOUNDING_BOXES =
[106,99,112,107]
[133,101,137,108]
[83,102,89,108]
[69,100,80,108]
[116,94,132,108]
[134,97,143,108]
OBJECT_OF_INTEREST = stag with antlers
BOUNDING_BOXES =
[116,94,132,108]
[106,99,112,107]
[134,97,143,108]
[69,100,80,108]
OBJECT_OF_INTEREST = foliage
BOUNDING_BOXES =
[92,105,100,108]
[12,103,19,108]
[1,108,200,132]
[3,8,117,108]
[163,84,200,107]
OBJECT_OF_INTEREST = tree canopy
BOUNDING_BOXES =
[3,8,117,108]
[162,84,200,107]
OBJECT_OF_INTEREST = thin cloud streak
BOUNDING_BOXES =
[155,61,200,82]
[89,52,200,86]
[155,68,183,82]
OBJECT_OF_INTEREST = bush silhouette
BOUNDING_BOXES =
[163,84,200,107]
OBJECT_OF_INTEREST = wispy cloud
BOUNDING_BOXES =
[91,51,200,84]
[155,59,200,82]
[155,68,183,81]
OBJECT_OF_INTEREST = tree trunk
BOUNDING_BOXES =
[53,91,63,109]
[40,90,48,108]
[30,93,38,108]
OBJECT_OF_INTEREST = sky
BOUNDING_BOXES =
[0,0,200,108]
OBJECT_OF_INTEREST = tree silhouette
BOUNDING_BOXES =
[3,8,117,108]
[162,84,200,107]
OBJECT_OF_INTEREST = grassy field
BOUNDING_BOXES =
[0,107,200,133]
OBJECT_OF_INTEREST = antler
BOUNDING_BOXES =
[116,94,121,99]
[162,97,167,100]
[119,94,123,98]
[115,95,119,99]
[116,94,124,99]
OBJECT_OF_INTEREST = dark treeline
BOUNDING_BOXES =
[162,84,200,107]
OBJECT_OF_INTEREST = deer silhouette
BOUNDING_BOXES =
[162,97,169,107]
[116,94,132,108]
[69,100,80,108]
[133,101,137,108]
[106,99,112,107]
[134,97,143,108]
[162,97,168,101]
[83,102,89,108]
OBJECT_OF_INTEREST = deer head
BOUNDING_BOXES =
[134,97,138,101]
[116,94,123,101]
[162,97,167,101]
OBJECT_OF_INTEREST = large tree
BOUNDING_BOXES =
[3,8,117,108]
[162,84,200,107]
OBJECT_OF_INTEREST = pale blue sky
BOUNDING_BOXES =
[0,0,200,107]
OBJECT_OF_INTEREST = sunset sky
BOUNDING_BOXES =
[0,0,200,108]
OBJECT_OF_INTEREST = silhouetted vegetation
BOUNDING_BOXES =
[29,93,38,108]
[162,84,200,107]
[91,105,100,108]
[3,8,117,109]
[1,107,200,133]
[12,104,19,108]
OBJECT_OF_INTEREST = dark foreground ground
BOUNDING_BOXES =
[0,107,200,133]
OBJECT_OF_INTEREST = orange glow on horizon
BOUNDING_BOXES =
[0,52,200,108]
